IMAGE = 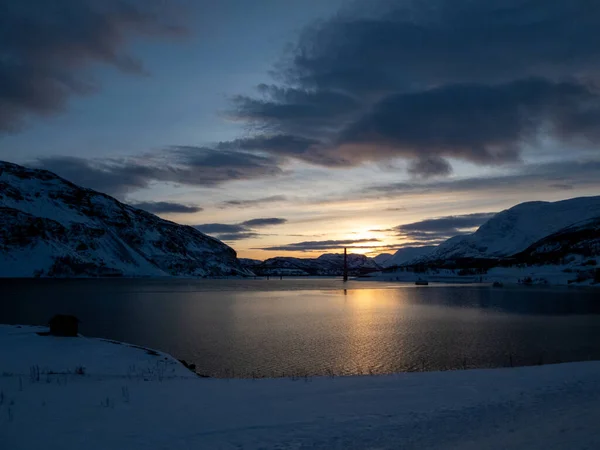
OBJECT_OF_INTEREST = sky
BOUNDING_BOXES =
[2,0,600,260]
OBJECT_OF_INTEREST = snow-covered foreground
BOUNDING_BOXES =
[2,325,600,449]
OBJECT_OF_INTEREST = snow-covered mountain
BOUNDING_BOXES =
[0,161,251,277]
[373,253,393,266]
[421,197,600,263]
[244,253,381,276]
[238,258,263,267]
[513,217,600,266]
[381,246,437,267]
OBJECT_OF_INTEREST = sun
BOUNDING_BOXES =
[343,228,390,255]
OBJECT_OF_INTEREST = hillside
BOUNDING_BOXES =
[512,217,600,267]
[420,197,600,263]
[244,253,381,276]
[0,161,250,277]
[381,246,437,267]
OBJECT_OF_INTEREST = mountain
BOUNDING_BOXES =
[421,196,600,263]
[238,258,263,267]
[244,253,381,276]
[512,217,600,266]
[382,246,437,267]
[373,253,393,266]
[0,161,251,277]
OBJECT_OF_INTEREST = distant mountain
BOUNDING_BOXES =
[420,197,600,263]
[382,246,437,267]
[373,253,393,265]
[243,253,381,276]
[238,258,263,267]
[0,161,251,277]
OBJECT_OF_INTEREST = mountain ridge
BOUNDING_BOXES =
[411,196,600,264]
[242,253,381,276]
[0,161,250,277]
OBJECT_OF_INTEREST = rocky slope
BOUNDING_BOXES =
[0,161,250,277]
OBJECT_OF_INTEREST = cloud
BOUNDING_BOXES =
[335,78,600,167]
[33,147,283,197]
[213,232,262,241]
[395,213,497,244]
[408,156,453,178]
[385,207,406,212]
[363,160,600,198]
[130,201,203,214]
[224,0,600,176]
[286,0,600,91]
[258,238,381,252]
[230,85,360,137]
[219,195,287,208]
[241,218,287,227]
[194,224,248,234]
[0,0,184,132]
[548,183,574,190]
[194,217,287,241]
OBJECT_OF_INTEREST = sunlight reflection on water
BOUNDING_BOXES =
[1,278,599,377]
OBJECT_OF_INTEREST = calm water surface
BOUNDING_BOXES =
[1,278,599,377]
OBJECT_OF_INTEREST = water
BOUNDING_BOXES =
[1,278,599,377]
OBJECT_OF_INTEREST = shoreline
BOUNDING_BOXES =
[2,324,600,449]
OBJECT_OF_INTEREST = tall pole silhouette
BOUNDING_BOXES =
[343,247,348,282]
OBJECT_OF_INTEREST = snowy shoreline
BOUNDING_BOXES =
[2,324,600,449]
[358,265,600,287]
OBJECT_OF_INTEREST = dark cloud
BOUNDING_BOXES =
[399,213,498,233]
[258,238,381,252]
[130,201,203,214]
[548,183,574,190]
[213,232,262,241]
[33,147,282,197]
[230,85,360,137]
[194,224,248,234]
[0,0,184,132]
[336,78,600,167]
[287,0,600,91]
[221,135,319,155]
[385,207,406,212]
[194,217,287,241]
[395,213,497,244]
[32,156,156,197]
[216,134,351,167]
[241,218,288,227]
[220,195,287,209]
[408,156,453,178]
[363,160,600,198]
[225,0,600,176]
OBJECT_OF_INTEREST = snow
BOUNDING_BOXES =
[382,245,437,267]
[373,253,393,265]
[0,161,249,278]
[2,324,600,449]
[361,262,599,286]
[424,196,600,261]
[253,253,381,276]
[486,264,599,286]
